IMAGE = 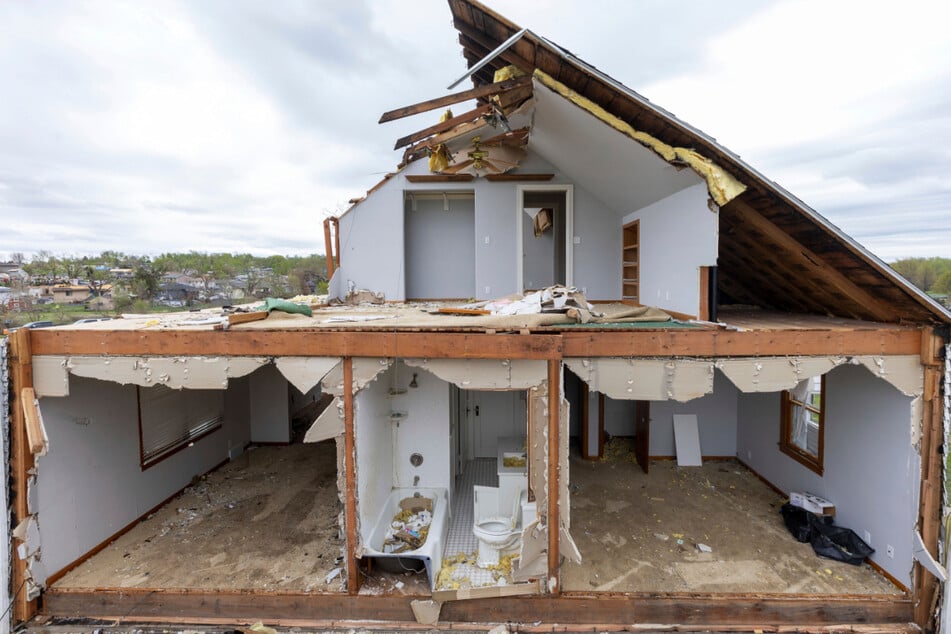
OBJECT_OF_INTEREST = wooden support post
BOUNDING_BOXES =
[914,330,944,629]
[332,217,340,273]
[698,266,711,322]
[343,357,361,594]
[9,329,37,623]
[546,359,561,595]
[323,218,336,280]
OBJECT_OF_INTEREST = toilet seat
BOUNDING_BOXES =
[472,486,525,567]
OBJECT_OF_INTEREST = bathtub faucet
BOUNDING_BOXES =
[413,475,420,487]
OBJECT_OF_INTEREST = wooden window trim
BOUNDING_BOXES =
[779,375,825,475]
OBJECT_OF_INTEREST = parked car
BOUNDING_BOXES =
[73,317,113,325]
[21,321,54,329]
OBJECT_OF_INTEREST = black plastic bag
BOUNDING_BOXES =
[810,522,874,565]
[780,503,815,543]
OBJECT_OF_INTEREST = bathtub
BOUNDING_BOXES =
[362,487,449,590]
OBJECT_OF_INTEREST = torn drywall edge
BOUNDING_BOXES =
[33,355,270,394]
[322,358,392,397]
[304,397,344,443]
[12,516,39,560]
[532,70,746,206]
[32,356,69,398]
[404,358,546,389]
[564,358,714,402]
[432,581,541,602]
[852,355,923,398]
[568,355,923,402]
[20,388,48,457]
[717,357,840,393]
[274,356,340,395]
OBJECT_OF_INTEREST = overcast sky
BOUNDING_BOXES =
[1,0,949,263]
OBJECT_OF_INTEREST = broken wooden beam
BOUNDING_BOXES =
[379,75,531,123]
[227,311,269,327]
[394,104,492,150]
[20,387,46,455]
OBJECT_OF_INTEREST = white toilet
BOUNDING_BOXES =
[472,484,526,567]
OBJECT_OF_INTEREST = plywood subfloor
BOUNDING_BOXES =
[54,441,344,592]
[562,441,902,595]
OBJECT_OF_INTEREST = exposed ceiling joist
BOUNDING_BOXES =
[379,75,531,124]
[393,104,492,150]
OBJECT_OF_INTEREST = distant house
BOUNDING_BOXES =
[158,282,200,304]
[49,284,94,305]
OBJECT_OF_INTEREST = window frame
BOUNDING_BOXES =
[137,384,223,470]
[779,374,825,475]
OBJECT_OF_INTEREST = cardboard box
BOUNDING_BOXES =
[789,491,835,516]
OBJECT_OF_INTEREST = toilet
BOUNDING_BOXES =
[472,484,526,567]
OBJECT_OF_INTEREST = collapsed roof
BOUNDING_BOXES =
[370,0,950,326]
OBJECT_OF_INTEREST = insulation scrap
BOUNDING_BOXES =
[532,69,747,206]
[599,436,639,464]
[436,551,519,590]
[383,504,432,553]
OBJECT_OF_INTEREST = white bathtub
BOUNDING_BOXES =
[362,487,449,590]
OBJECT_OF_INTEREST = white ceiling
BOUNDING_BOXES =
[529,77,701,215]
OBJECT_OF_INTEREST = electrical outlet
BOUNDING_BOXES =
[484,235,490,244]
[484,286,490,295]
[864,530,871,545]
[886,544,895,558]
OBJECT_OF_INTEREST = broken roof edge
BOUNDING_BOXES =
[449,0,951,326]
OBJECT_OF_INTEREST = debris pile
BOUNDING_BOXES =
[383,499,433,553]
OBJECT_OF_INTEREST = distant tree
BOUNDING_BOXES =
[934,270,951,295]
[132,257,165,300]
[84,265,113,297]
[891,257,951,293]
[9,252,25,265]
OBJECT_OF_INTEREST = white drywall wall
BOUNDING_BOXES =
[354,368,394,536]
[225,375,252,458]
[35,376,244,577]
[736,363,919,586]
[249,364,290,443]
[622,183,717,316]
[645,371,739,457]
[469,390,528,458]
[336,150,624,301]
[404,194,475,298]
[391,367,450,491]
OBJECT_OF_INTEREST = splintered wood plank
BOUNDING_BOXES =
[30,330,564,360]
[394,104,492,150]
[455,23,536,72]
[378,75,531,123]
[42,588,913,626]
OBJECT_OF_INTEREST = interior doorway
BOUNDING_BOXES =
[517,185,573,291]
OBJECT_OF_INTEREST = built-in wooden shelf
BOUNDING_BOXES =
[622,220,639,302]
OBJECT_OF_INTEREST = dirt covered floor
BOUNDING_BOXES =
[562,439,901,594]
[54,441,344,592]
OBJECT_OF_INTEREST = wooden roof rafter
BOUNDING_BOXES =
[378,75,531,124]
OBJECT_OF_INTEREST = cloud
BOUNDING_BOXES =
[0,0,948,264]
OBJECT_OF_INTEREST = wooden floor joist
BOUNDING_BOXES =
[28,326,922,360]
[41,588,914,626]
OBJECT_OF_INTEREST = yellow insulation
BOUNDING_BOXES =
[533,69,746,206]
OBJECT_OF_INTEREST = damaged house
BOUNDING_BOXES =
[4,0,951,631]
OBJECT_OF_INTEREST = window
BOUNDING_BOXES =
[780,375,825,475]
[138,384,224,468]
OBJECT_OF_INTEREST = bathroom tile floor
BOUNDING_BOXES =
[446,458,498,557]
